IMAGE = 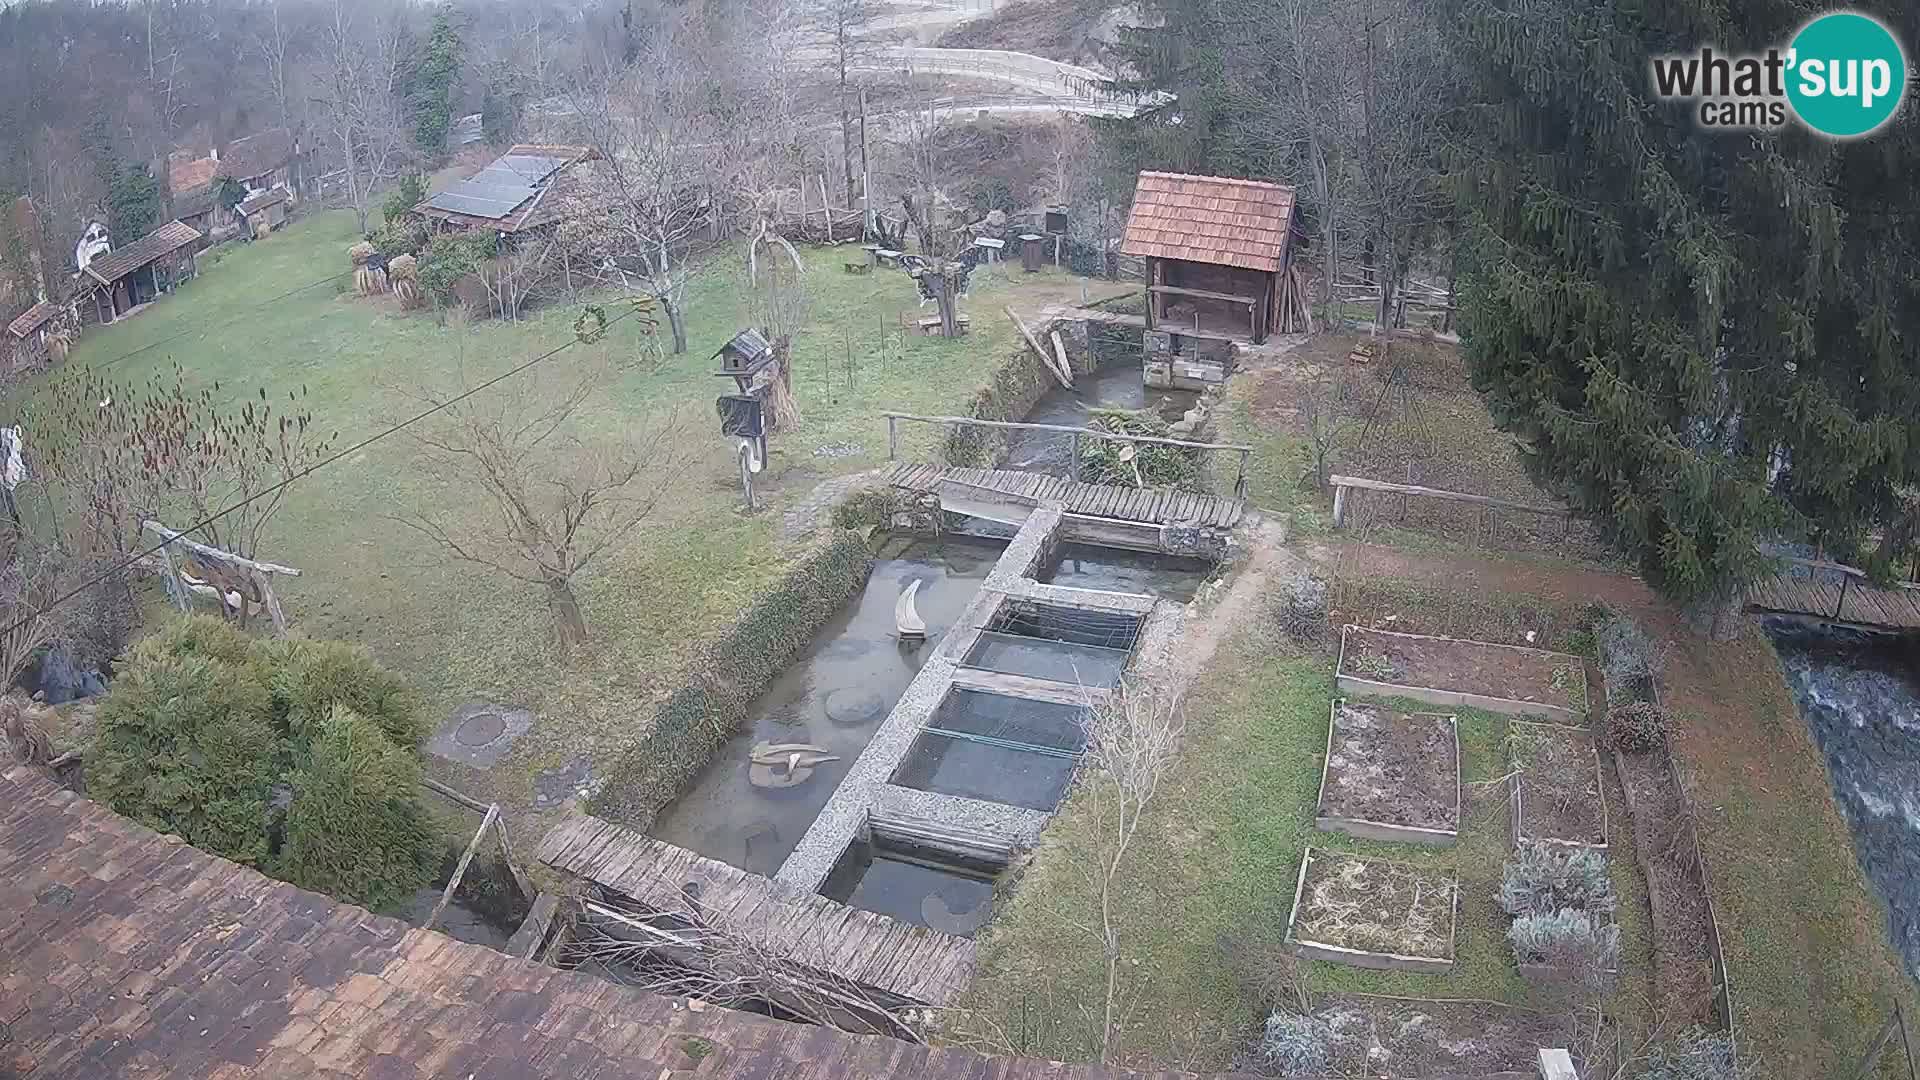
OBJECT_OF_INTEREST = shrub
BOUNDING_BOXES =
[369,218,425,259]
[417,232,495,304]
[1636,1027,1737,1080]
[1607,700,1674,752]
[1508,908,1619,990]
[259,637,425,749]
[88,615,430,908]
[88,650,280,865]
[1500,841,1617,917]
[1258,1011,1334,1077]
[1597,612,1666,697]
[382,172,427,226]
[278,705,437,910]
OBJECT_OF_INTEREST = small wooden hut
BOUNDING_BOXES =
[1119,171,1302,344]
[78,220,202,325]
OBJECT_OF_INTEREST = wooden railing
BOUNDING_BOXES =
[1327,474,1568,529]
[882,411,1253,497]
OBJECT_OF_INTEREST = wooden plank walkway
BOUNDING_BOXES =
[1745,568,1920,630]
[534,814,976,1006]
[886,461,1244,528]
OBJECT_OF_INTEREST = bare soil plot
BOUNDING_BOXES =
[1286,847,1459,973]
[1509,721,1608,848]
[1304,993,1576,1077]
[1315,699,1460,845]
[1338,625,1587,721]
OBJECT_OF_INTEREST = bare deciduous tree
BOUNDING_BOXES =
[1076,676,1184,1064]
[563,15,720,355]
[802,0,897,208]
[392,340,693,653]
[317,0,412,232]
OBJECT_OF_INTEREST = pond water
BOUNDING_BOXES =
[398,887,517,951]
[1767,618,1920,974]
[820,838,998,936]
[647,535,1006,878]
[892,689,1086,811]
[1005,363,1199,474]
[1041,542,1213,602]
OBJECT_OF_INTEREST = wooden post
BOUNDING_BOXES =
[1068,432,1080,482]
[427,804,499,931]
[254,571,288,634]
[818,174,834,244]
[1235,448,1250,500]
[156,541,189,612]
[887,415,898,461]
[1332,483,1348,528]
[491,815,535,902]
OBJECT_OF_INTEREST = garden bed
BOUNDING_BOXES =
[1337,625,1588,722]
[1286,847,1459,974]
[1509,721,1608,849]
[1314,700,1460,846]
[1293,993,1577,1077]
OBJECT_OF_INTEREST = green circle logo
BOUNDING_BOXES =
[1786,12,1908,137]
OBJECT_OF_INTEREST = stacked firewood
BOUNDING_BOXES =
[1273,264,1316,335]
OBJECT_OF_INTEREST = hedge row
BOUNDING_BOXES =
[590,529,876,830]
[943,340,1060,468]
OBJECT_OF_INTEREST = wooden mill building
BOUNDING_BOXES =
[1120,171,1302,344]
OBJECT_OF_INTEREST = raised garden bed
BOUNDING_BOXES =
[1337,625,1588,722]
[1314,699,1460,846]
[1285,847,1459,974]
[1509,721,1608,849]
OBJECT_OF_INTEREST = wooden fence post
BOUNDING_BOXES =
[1235,448,1250,500]
[887,416,898,461]
[1068,432,1080,483]
[1332,483,1348,528]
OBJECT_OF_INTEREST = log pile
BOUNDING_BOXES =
[773,208,866,246]
[1273,264,1315,335]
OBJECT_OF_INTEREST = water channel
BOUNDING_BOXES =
[648,535,1005,878]
[1004,364,1199,474]
[1766,618,1920,974]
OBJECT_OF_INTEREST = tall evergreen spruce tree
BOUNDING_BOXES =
[1443,1,1920,631]
[1094,0,1235,178]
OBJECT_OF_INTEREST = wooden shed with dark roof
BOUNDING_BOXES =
[78,219,202,325]
[1120,170,1301,344]
[415,144,605,235]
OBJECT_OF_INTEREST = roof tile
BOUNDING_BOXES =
[1120,170,1297,272]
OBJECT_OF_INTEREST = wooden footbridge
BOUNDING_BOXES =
[535,814,976,1006]
[1745,555,1920,631]
[881,411,1249,529]
[886,462,1245,528]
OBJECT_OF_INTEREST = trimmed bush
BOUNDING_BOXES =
[592,530,875,828]
[87,615,431,908]
[944,346,1057,467]
[278,705,438,910]
[1499,841,1617,917]
[1607,700,1674,752]
[1509,908,1619,988]
[1258,1011,1334,1076]
[1636,1027,1737,1080]
[258,637,425,749]
[89,649,279,865]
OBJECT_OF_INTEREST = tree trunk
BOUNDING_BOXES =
[1685,588,1743,642]
[546,575,588,652]
[664,298,687,354]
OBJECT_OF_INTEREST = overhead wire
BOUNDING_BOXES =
[0,304,646,638]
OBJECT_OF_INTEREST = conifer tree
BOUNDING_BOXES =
[1442,0,1920,631]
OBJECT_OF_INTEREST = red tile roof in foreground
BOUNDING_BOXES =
[0,766,1238,1080]
[1120,171,1297,273]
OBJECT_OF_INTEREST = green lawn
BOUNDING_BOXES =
[38,209,1098,819]
[955,614,1652,1068]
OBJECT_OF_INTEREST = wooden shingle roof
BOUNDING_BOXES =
[1120,171,1297,273]
[6,299,59,339]
[217,127,295,182]
[82,220,202,286]
[0,766,1257,1080]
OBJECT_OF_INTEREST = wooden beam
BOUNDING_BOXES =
[141,521,302,576]
[1004,307,1070,388]
[505,892,560,959]
[1327,474,1563,517]
[427,804,499,931]
[1048,329,1075,388]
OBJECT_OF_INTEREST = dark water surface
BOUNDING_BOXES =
[1005,364,1199,474]
[647,536,1005,877]
[1766,618,1920,974]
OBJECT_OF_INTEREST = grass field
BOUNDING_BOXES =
[955,611,1653,1069]
[41,209,1115,821]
